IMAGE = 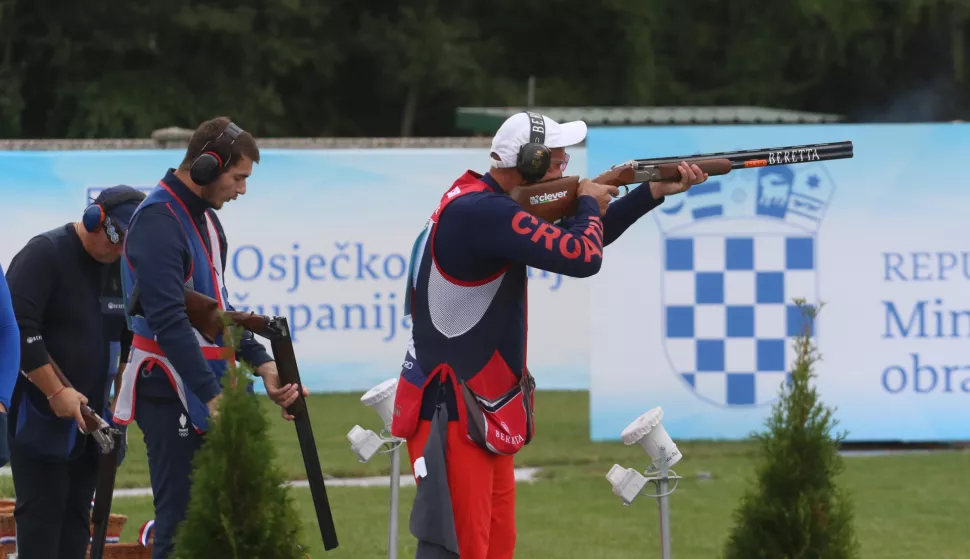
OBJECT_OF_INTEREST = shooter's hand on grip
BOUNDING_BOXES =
[578,179,621,216]
[49,386,90,429]
[44,357,101,433]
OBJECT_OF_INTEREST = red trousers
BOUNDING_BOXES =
[407,419,517,559]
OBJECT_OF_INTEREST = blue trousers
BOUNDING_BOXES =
[134,366,204,559]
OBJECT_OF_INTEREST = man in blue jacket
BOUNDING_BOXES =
[4,186,142,558]
[115,117,306,559]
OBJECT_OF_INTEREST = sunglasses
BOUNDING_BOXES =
[550,152,570,173]
[103,217,123,245]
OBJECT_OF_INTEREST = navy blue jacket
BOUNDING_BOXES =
[433,173,663,281]
[0,264,18,410]
[4,226,131,461]
[124,170,273,403]
[420,172,663,419]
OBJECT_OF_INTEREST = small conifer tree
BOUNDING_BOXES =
[171,321,308,559]
[722,300,860,559]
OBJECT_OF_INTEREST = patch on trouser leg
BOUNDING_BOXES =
[137,396,204,559]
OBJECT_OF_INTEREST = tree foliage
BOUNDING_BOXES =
[722,301,860,559]
[171,322,307,559]
[0,0,968,139]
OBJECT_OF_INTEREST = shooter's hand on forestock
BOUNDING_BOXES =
[649,161,709,198]
[256,361,307,421]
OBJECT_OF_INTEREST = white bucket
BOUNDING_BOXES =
[360,378,399,430]
[620,407,682,469]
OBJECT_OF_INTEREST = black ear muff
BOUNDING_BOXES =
[516,143,552,184]
[189,122,244,186]
[515,112,550,184]
[190,153,223,186]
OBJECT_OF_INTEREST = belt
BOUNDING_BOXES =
[132,334,234,361]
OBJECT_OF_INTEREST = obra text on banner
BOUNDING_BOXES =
[881,250,970,395]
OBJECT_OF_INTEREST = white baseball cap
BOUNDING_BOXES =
[489,111,588,168]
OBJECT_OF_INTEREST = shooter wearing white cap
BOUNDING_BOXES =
[391,111,708,559]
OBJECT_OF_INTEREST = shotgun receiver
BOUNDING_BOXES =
[509,140,854,223]
[126,283,340,551]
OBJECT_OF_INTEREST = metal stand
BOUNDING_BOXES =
[387,440,401,559]
[640,450,682,559]
[373,429,406,559]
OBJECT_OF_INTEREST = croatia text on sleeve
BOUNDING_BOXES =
[124,206,221,403]
[559,181,663,247]
[443,193,606,278]
[0,265,20,410]
[5,236,57,374]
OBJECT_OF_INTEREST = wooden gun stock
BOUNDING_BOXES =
[127,283,272,345]
[509,164,641,223]
[177,290,308,418]
[639,158,733,181]
[509,159,733,223]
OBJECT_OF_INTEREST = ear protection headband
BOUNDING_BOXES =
[515,112,551,184]
[82,190,147,243]
[189,121,244,187]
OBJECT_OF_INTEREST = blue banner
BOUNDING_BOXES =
[0,147,591,394]
[586,123,970,442]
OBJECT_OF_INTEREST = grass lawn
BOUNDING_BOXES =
[2,391,968,558]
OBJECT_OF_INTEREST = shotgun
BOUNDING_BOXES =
[126,282,268,345]
[126,283,340,551]
[89,429,125,559]
[43,358,124,559]
[510,140,854,222]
